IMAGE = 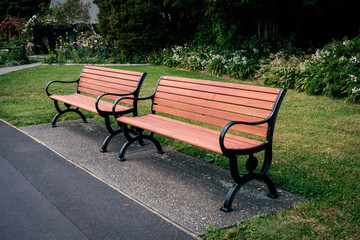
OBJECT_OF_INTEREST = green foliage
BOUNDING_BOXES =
[0,36,30,66]
[148,36,299,80]
[50,0,91,28]
[94,0,166,56]
[0,0,49,21]
[262,35,360,103]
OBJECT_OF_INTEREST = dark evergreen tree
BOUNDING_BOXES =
[94,0,167,55]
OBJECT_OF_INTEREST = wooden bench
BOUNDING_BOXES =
[113,75,287,212]
[46,65,146,152]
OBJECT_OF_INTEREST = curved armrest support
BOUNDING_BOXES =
[219,119,270,155]
[112,94,154,119]
[46,79,79,96]
[95,92,136,114]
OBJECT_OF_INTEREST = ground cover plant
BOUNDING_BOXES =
[0,65,359,239]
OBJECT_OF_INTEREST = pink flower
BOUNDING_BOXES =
[58,6,61,8]
[26,42,33,52]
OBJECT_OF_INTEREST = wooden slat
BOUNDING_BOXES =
[80,73,139,87]
[148,114,263,146]
[50,93,130,113]
[154,98,267,127]
[117,114,263,154]
[84,66,144,77]
[77,86,133,105]
[79,78,136,93]
[155,92,270,118]
[162,75,281,94]
[153,105,267,137]
[160,79,278,102]
[82,68,142,81]
[156,85,275,110]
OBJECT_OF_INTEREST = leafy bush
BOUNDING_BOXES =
[95,0,166,56]
[50,0,91,29]
[261,36,360,103]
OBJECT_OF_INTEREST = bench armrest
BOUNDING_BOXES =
[219,119,271,155]
[46,79,79,96]
[112,95,154,118]
[96,92,136,114]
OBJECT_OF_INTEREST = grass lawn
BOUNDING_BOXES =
[0,65,359,239]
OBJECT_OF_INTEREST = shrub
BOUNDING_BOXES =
[95,0,166,56]
[261,35,360,103]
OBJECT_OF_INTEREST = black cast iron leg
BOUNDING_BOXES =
[119,123,164,161]
[51,112,62,127]
[145,132,164,154]
[118,137,139,161]
[262,174,279,199]
[220,183,240,213]
[220,154,278,213]
[100,116,122,152]
[101,129,123,152]
[220,155,241,212]
[51,101,87,127]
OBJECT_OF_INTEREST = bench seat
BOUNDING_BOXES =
[50,93,129,114]
[118,114,262,154]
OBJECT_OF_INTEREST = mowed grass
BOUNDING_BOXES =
[0,65,359,239]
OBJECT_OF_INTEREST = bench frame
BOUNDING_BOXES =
[46,66,146,152]
[114,75,286,213]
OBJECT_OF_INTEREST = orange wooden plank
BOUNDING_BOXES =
[80,73,139,87]
[153,105,267,137]
[155,92,270,118]
[146,114,265,145]
[79,78,136,93]
[82,68,142,81]
[160,79,279,102]
[117,114,263,154]
[50,93,130,113]
[161,75,282,94]
[156,85,275,110]
[153,98,267,127]
[84,66,144,77]
[77,86,133,105]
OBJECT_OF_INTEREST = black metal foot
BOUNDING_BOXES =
[220,207,233,213]
[157,150,165,154]
[138,138,144,146]
[267,192,279,199]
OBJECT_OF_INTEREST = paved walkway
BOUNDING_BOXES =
[0,120,198,239]
[0,62,42,75]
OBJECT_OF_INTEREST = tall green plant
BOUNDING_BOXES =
[94,0,166,56]
[50,0,91,29]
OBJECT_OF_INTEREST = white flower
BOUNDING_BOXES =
[275,51,283,59]
[351,87,360,95]
[350,56,360,64]
[349,74,358,83]
[242,57,247,65]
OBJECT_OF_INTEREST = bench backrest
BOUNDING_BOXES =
[152,75,286,139]
[78,66,146,104]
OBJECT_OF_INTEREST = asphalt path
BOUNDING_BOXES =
[0,120,197,240]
